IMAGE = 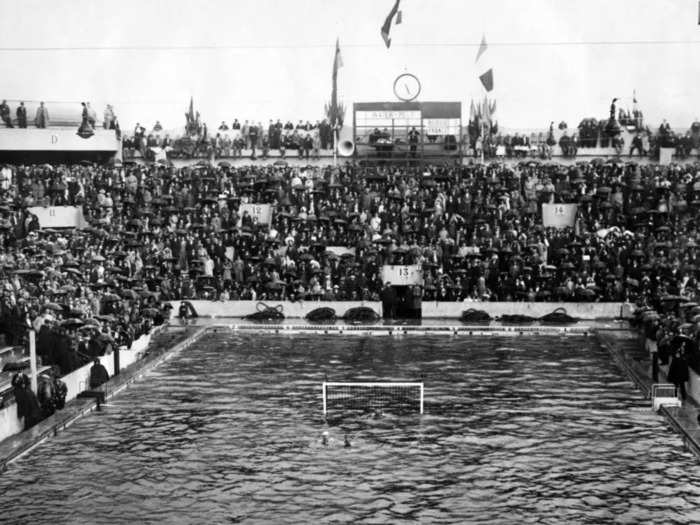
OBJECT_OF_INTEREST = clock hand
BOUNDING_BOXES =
[405,83,410,95]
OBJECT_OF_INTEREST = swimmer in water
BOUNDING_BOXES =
[322,431,329,446]
[344,434,351,448]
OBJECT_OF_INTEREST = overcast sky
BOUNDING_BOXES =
[1,0,699,132]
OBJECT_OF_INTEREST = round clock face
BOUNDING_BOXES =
[393,73,421,102]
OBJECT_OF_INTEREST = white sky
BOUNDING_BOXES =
[1,0,699,132]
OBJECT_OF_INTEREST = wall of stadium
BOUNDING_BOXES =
[169,300,632,320]
[0,128,120,152]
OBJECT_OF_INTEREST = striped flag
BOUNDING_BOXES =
[475,35,494,92]
[475,35,488,62]
[381,0,401,48]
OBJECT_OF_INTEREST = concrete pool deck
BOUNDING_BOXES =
[599,331,700,460]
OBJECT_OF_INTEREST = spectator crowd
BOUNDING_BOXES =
[3,100,700,402]
[1,157,699,311]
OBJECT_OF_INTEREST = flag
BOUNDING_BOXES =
[475,35,488,62]
[381,0,401,48]
[475,35,494,93]
[330,38,343,128]
[479,70,494,92]
[333,38,343,73]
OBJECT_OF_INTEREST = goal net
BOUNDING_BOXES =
[322,382,424,415]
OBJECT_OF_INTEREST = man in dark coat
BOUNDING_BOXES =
[380,281,397,319]
[16,102,27,128]
[55,328,80,375]
[667,347,689,401]
[89,358,110,389]
[13,374,42,430]
[0,100,12,127]
[37,319,56,366]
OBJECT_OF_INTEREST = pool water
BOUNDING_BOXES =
[1,333,699,524]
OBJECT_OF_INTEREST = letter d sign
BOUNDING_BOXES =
[51,135,58,144]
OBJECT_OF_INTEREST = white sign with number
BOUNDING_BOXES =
[542,203,577,229]
[381,265,423,286]
[237,203,273,227]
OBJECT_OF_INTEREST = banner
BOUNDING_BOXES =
[237,203,273,227]
[423,118,459,136]
[542,203,577,229]
[326,246,355,257]
[381,265,423,286]
[27,206,88,229]
[659,147,674,166]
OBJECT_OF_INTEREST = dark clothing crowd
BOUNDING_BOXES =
[12,371,67,431]
[1,158,700,308]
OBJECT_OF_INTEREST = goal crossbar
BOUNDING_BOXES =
[322,382,424,414]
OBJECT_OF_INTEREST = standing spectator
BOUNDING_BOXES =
[629,132,644,157]
[267,120,275,147]
[0,100,13,128]
[34,101,49,128]
[408,126,420,159]
[103,104,115,129]
[261,134,270,160]
[16,102,27,128]
[12,373,42,431]
[249,123,258,159]
[668,347,689,401]
[242,120,250,148]
[89,357,110,389]
[303,133,313,160]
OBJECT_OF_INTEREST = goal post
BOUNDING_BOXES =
[322,382,424,415]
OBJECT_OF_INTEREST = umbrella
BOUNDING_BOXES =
[102,293,121,302]
[141,308,160,318]
[120,289,139,300]
[61,318,84,329]
[659,295,686,302]
[64,267,84,278]
[43,302,63,312]
[14,269,45,279]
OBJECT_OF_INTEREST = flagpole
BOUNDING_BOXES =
[333,128,338,167]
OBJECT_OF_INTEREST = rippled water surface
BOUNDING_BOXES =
[2,333,700,524]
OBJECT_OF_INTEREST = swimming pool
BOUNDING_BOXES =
[1,333,699,524]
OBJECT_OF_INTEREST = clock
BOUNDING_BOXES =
[393,73,421,102]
